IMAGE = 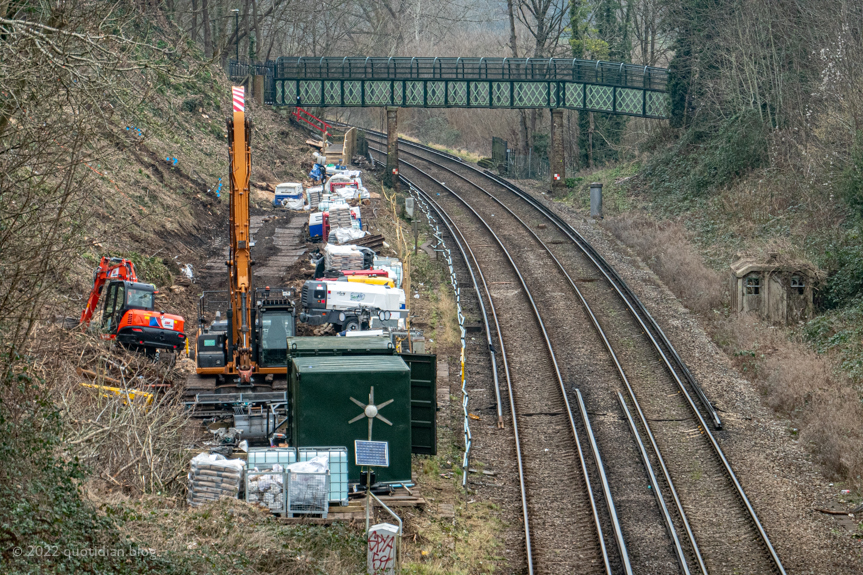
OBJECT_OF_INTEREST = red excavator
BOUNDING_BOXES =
[80,256,186,354]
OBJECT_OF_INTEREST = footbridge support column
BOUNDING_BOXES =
[551,108,565,195]
[385,107,399,191]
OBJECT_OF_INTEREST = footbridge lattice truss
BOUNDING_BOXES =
[260,57,668,119]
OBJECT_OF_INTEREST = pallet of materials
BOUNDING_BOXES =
[187,452,245,507]
[328,205,352,230]
[307,186,323,209]
[325,244,365,271]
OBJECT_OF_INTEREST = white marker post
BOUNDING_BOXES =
[367,523,398,575]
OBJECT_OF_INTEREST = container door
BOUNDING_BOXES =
[401,352,437,455]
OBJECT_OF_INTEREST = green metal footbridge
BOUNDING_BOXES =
[232,57,669,119]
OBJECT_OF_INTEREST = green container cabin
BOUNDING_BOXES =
[289,355,412,484]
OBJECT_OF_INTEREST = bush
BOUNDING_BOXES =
[118,251,173,287]
[182,97,202,113]
[821,228,863,308]
[0,355,190,574]
[641,111,769,201]
[602,213,726,314]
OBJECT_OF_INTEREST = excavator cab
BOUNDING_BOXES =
[100,280,185,353]
[254,287,297,369]
[80,256,186,355]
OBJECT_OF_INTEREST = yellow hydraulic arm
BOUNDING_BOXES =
[227,86,254,383]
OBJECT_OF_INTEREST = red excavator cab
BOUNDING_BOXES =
[99,280,186,353]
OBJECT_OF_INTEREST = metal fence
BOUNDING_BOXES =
[274,57,668,91]
[227,59,276,105]
[491,136,507,170]
[505,152,550,181]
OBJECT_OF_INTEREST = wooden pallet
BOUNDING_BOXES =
[345,233,385,251]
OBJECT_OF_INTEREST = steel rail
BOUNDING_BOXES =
[363,131,785,574]
[367,140,701,572]
[478,172,785,574]
[360,125,721,429]
[386,159,615,573]
[576,389,633,574]
[399,179,534,572]
[407,183,505,428]
[617,392,691,575]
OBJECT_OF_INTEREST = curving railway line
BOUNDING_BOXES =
[333,122,785,574]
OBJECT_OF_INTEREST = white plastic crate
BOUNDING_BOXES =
[247,447,296,469]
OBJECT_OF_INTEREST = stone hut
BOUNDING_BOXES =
[730,253,818,324]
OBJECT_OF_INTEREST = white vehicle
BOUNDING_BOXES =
[299,280,406,331]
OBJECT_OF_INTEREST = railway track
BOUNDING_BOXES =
[354,127,786,574]
[399,156,620,574]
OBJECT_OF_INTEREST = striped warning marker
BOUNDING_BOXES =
[232,86,244,112]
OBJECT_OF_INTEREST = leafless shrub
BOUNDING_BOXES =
[60,381,192,495]
[26,326,193,495]
[602,212,726,314]
[719,314,863,484]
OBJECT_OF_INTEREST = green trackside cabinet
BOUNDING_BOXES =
[289,355,412,484]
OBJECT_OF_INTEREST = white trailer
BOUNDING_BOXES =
[299,280,406,331]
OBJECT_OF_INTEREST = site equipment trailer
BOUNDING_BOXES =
[286,336,437,457]
[289,355,412,484]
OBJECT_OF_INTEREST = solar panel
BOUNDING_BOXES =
[355,440,389,467]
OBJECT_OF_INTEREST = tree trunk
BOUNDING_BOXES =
[251,0,261,59]
[243,0,250,59]
[190,0,198,43]
[507,0,519,58]
[202,0,211,58]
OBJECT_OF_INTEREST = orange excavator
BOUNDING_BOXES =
[80,257,186,354]
[193,86,296,388]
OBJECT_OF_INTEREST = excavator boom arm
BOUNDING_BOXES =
[227,86,254,380]
[80,257,138,325]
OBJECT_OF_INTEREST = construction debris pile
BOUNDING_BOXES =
[246,467,286,513]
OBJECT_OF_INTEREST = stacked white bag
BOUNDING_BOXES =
[187,453,245,507]
[324,244,365,270]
